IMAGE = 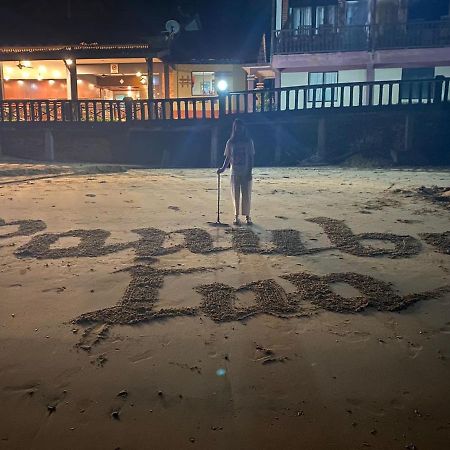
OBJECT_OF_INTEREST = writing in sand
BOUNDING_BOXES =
[2,217,448,259]
[1,217,448,326]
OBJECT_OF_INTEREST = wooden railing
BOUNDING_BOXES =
[0,78,448,124]
[273,20,450,54]
[225,77,450,114]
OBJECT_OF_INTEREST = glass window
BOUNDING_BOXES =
[291,5,336,28]
[192,72,216,96]
[291,7,312,28]
[308,71,338,102]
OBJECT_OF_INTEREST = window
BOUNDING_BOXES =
[290,5,337,29]
[401,68,435,100]
[308,71,338,102]
[345,0,369,25]
[192,72,216,96]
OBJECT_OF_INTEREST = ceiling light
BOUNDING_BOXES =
[65,59,73,66]
[49,79,55,85]
[53,70,61,78]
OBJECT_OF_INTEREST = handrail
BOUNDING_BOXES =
[273,20,450,54]
[0,78,448,123]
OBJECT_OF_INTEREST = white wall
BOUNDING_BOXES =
[280,70,368,109]
[338,69,366,83]
[280,72,309,109]
[374,68,402,105]
[435,66,450,77]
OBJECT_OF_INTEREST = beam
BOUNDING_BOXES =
[146,57,154,100]
[65,59,78,101]
[164,63,170,99]
[0,63,4,101]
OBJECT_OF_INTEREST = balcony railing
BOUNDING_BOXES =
[273,20,450,54]
[0,78,448,124]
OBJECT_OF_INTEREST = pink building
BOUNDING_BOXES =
[245,0,450,101]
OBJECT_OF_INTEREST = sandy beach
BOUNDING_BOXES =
[0,164,449,450]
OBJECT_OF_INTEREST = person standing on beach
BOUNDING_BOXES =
[217,119,255,225]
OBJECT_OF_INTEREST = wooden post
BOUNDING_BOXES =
[275,124,283,164]
[218,92,226,118]
[0,63,4,101]
[434,75,445,104]
[66,60,78,101]
[211,124,220,168]
[124,97,133,122]
[146,58,154,100]
[317,117,327,160]
[163,63,170,99]
[43,129,55,161]
[404,113,414,154]
[247,75,256,113]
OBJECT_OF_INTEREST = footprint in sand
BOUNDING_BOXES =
[407,342,423,359]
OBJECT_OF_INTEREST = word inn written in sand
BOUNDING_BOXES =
[1,217,449,326]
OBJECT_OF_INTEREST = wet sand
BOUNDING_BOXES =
[0,165,449,450]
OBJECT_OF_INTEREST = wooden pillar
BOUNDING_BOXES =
[247,74,256,113]
[163,63,170,99]
[43,129,55,161]
[281,0,290,27]
[275,124,283,164]
[211,124,220,168]
[0,63,4,101]
[404,113,414,153]
[317,117,327,160]
[146,57,154,100]
[65,59,78,100]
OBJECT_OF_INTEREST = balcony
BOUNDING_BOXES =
[272,20,450,55]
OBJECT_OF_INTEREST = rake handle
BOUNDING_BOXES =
[217,173,221,223]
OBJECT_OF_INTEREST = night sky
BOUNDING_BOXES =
[1,1,448,61]
[0,0,273,61]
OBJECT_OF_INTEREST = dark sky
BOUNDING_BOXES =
[0,0,273,61]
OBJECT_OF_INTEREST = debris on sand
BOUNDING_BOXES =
[254,345,289,365]
[420,231,450,254]
[75,324,110,352]
[416,186,450,210]
[307,217,421,258]
[0,218,46,239]
[359,197,402,211]
[394,186,450,211]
